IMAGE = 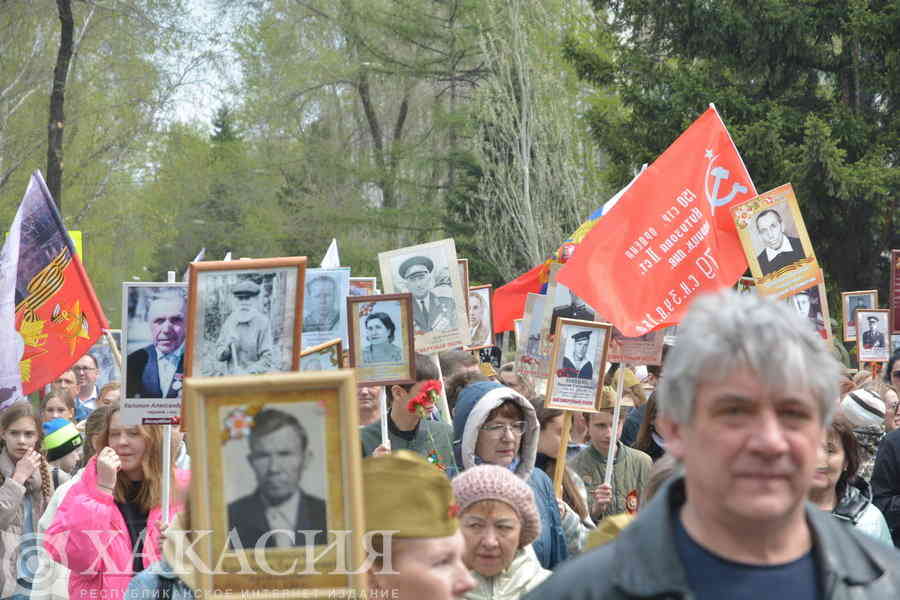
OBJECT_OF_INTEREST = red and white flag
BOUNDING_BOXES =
[558,106,756,336]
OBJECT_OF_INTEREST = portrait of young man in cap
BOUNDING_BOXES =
[560,330,594,380]
[399,255,457,333]
[215,279,274,375]
[862,315,886,350]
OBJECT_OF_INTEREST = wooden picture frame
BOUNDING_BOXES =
[545,318,612,412]
[458,258,470,316]
[349,277,377,297]
[857,309,890,363]
[121,283,188,425]
[785,276,832,342]
[186,257,306,378]
[467,284,494,350]
[184,370,366,598]
[378,239,469,354]
[347,293,416,386]
[731,183,822,298]
[842,290,878,342]
[300,338,343,372]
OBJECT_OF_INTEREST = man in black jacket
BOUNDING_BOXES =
[528,291,900,599]
[228,408,327,549]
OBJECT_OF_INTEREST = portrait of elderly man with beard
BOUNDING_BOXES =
[215,280,274,375]
[228,408,327,549]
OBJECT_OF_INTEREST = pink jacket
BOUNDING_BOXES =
[43,455,188,600]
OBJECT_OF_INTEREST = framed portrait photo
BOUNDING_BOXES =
[516,292,550,382]
[842,290,878,342]
[347,293,415,386]
[545,318,612,412]
[184,370,365,597]
[378,238,469,354]
[731,183,821,298]
[857,309,890,363]
[785,279,832,342]
[891,334,900,355]
[349,276,377,297]
[186,257,306,379]
[121,283,188,425]
[458,258,470,315]
[467,284,494,350]
[300,338,342,372]
[302,267,351,350]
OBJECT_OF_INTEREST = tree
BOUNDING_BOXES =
[565,0,899,304]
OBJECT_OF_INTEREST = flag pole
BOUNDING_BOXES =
[161,270,175,524]
[103,330,122,372]
[604,364,627,486]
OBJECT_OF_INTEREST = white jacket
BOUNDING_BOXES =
[465,545,550,600]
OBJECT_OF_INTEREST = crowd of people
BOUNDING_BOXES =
[2,290,900,598]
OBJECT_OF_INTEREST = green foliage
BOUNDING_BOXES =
[569,0,899,308]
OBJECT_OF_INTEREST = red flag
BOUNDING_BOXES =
[492,263,545,333]
[10,172,109,394]
[558,106,756,336]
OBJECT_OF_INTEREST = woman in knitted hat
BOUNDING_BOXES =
[453,464,550,599]
[363,451,475,599]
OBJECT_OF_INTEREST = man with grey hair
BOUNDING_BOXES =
[527,290,900,599]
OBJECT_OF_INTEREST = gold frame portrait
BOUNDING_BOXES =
[346,293,416,387]
[300,338,343,372]
[184,370,366,598]
[842,290,878,342]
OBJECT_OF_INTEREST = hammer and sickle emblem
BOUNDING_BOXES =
[707,165,749,209]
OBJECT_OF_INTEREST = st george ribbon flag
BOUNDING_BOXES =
[0,171,109,403]
[557,106,756,337]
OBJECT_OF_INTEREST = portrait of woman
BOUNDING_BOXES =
[363,312,403,364]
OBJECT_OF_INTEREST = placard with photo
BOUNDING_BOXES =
[347,293,415,386]
[300,338,342,372]
[467,284,494,350]
[302,267,351,349]
[857,309,890,363]
[546,319,611,412]
[841,290,878,342]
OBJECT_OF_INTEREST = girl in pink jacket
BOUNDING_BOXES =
[43,403,187,600]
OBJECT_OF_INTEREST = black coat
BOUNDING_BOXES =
[125,345,184,398]
[526,477,900,599]
[872,429,900,546]
[227,489,328,549]
[757,236,805,276]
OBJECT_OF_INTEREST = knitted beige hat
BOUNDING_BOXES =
[452,464,541,548]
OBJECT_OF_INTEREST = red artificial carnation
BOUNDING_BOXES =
[406,379,442,414]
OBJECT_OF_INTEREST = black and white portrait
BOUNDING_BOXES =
[751,204,807,277]
[857,311,889,362]
[546,320,611,412]
[842,291,877,342]
[516,292,549,381]
[348,295,415,387]
[87,331,121,391]
[786,285,829,341]
[550,283,595,336]
[891,334,900,355]
[192,268,297,376]
[349,277,377,297]
[222,402,328,549]
[123,284,188,400]
[302,268,350,349]
[379,239,468,353]
[468,286,493,349]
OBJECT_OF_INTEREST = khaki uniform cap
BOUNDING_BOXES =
[363,450,459,539]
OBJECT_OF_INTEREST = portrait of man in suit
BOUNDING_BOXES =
[399,255,457,333]
[755,208,806,276]
[228,408,327,549]
[302,275,340,333]
[559,330,594,380]
[468,290,491,347]
[126,291,187,399]
[551,288,595,335]
[862,316,886,350]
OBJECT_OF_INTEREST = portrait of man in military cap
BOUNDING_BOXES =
[397,255,457,333]
[560,329,594,379]
[857,310,889,363]
[550,284,595,336]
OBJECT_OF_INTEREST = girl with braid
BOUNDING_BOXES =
[0,401,64,598]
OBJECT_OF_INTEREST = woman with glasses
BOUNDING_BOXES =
[452,381,568,570]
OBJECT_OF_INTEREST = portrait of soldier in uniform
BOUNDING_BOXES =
[399,256,457,333]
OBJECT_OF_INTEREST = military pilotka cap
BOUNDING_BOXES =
[572,331,592,341]
[363,450,459,538]
[399,256,434,279]
[232,280,260,297]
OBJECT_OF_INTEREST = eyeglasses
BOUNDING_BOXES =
[480,421,527,437]
[72,366,96,373]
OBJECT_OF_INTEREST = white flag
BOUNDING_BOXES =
[223,251,232,261]
[320,238,341,268]
[0,185,25,410]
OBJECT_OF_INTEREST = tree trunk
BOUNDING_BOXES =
[46,0,74,209]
